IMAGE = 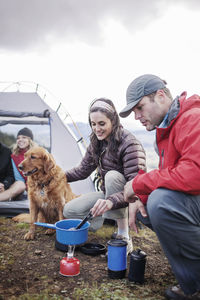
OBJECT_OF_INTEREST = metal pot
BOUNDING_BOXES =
[35,219,90,245]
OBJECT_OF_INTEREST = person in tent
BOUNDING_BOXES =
[63,98,146,254]
[0,127,35,202]
[0,142,15,201]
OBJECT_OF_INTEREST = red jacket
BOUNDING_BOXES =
[11,149,27,182]
[133,92,200,204]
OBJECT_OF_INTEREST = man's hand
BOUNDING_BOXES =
[129,200,147,233]
[0,183,5,193]
[91,199,113,217]
[124,180,138,203]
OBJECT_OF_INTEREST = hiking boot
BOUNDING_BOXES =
[115,234,133,255]
[165,285,200,300]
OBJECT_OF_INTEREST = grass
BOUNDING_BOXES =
[16,223,30,230]
[9,280,165,300]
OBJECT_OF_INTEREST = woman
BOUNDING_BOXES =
[11,127,35,185]
[0,127,35,201]
[63,98,146,253]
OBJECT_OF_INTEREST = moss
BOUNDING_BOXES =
[16,223,30,230]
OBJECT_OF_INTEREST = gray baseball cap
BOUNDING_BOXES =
[119,74,166,118]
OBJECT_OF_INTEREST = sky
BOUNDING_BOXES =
[0,0,200,129]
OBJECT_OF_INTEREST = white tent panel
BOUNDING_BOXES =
[0,92,95,195]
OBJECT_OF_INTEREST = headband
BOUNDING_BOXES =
[90,100,115,113]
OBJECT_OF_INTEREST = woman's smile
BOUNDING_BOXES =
[90,111,113,141]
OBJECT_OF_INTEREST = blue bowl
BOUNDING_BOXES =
[35,219,90,245]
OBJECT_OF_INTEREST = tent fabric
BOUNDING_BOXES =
[0,109,48,118]
[0,91,95,217]
[0,200,29,217]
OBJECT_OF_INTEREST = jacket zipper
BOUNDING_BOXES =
[98,148,107,171]
[161,149,164,169]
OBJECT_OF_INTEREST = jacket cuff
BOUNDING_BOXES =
[108,197,128,210]
[3,180,9,190]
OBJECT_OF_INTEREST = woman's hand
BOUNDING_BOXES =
[91,199,113,217]
[129,200,147,233]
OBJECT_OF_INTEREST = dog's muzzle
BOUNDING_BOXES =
[24,168,38,176]
[18,164,38,176]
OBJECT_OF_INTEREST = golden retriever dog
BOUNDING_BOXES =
[14,146,76,240]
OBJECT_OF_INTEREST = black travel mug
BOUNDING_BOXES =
[128,249,147,284]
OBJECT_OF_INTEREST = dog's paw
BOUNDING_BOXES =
[45,229,55,235]
[12,216,20,222]
[24,231,35,240]
[12,213,31,223]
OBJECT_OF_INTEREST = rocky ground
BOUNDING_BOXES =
[0,217,175,299]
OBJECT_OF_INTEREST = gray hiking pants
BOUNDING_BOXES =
[63,170,128,231]
[137,188,200,295]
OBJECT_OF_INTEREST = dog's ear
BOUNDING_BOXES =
[43,152,55,173]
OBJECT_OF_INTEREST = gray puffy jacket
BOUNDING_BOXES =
[66,128,146,209]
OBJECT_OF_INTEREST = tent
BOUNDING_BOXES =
[0,83,95,217]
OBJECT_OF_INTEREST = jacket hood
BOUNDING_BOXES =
[168,92,200,125]
[154,92,200,154]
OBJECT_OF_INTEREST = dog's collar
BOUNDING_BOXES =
[39,177,53,189]
[39,177,53,197]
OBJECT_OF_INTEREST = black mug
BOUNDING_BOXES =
[128,249,147,284]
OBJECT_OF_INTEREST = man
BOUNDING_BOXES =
[119,74,200,300]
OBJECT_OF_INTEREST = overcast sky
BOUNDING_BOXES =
[0,0,200,127]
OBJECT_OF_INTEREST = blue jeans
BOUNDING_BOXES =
[137,188,200,295]
[63,171,128,231]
